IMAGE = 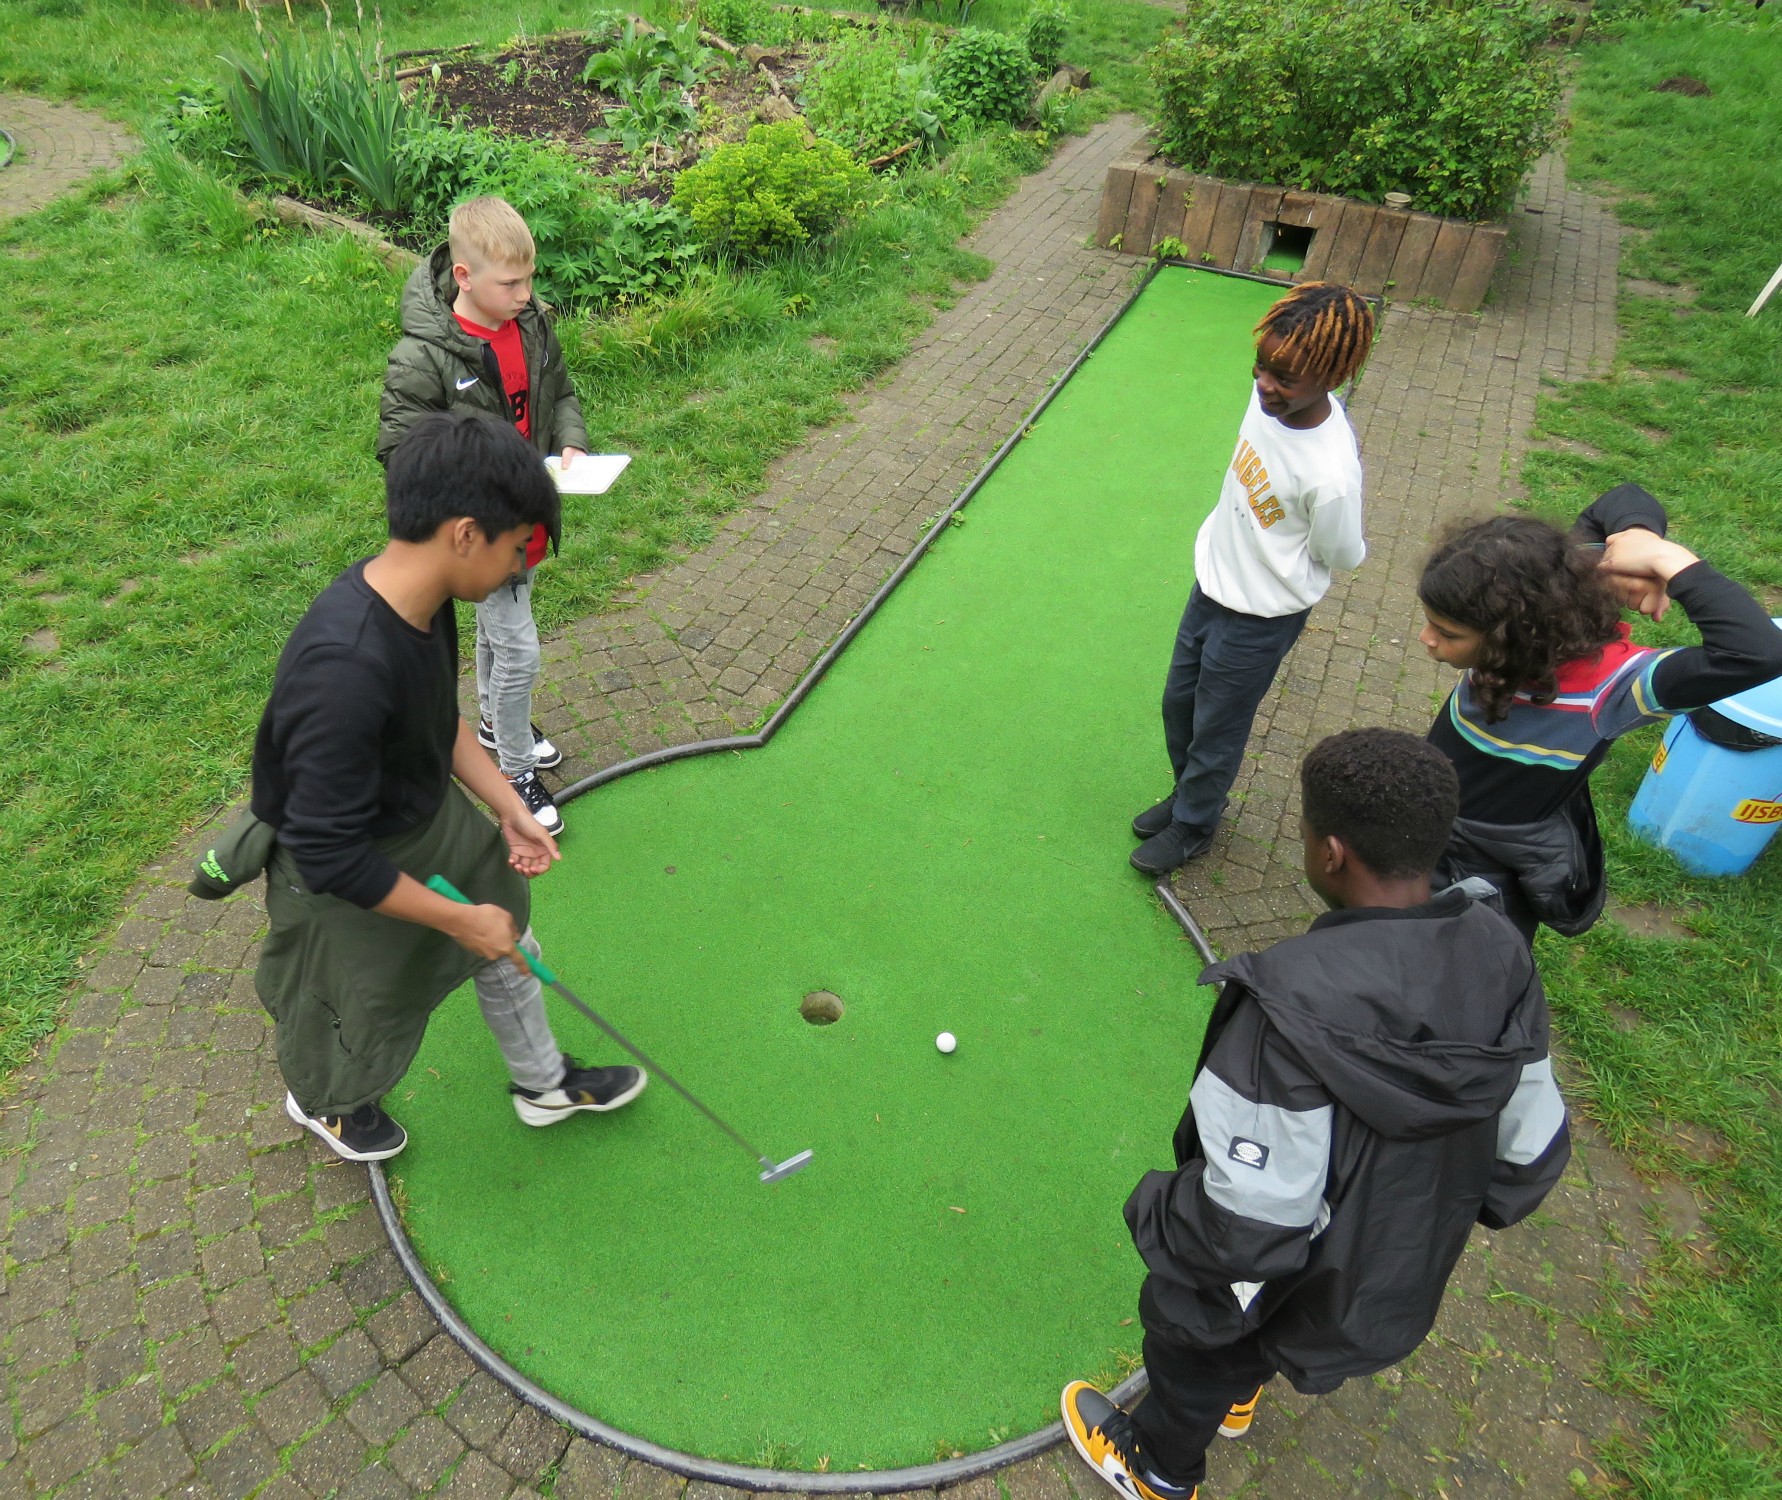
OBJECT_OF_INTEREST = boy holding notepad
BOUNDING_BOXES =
[379,196,589,835]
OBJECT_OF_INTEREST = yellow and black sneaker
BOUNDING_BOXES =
[284,1093,408,1162]
[1218,1386,1263,1439]
[511,1054,648,1127]
[1061,1381,1197,1500]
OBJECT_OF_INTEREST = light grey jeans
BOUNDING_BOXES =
[473,927,565,1092]
[475,568,541,778]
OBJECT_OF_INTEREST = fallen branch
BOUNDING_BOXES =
[384,42,478,63]
[700,27,742,55]
[269,195,421,273]
[757,61,783,96]
[866,139,918,169]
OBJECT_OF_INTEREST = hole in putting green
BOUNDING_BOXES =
[799,990,844,1025]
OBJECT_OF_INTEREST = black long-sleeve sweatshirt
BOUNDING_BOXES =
[251,562,459,908]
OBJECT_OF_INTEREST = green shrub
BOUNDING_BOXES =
[1021,1,1071,75]
[696,0,844,46]
[584,19,716,156]
[800,29,946,160]
[396,123,696,305]
[155,83,247,174]
[698,0,773,44]
[672,119,868,256]
[933,27,1034,124]
[222,36,429,212]
[1147,0,1561,220]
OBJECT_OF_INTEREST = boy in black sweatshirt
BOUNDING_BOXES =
[1064,729,1569,1500]
[253,412,643,1162]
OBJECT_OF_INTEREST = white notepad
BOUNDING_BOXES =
[545,453,631,494]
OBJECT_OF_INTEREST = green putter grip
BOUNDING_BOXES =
[425,874,559,985]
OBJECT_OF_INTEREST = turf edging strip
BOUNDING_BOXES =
[369,265,1261,1487]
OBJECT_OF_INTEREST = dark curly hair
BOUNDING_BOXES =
[1302,728,1458,879]
[1419,515,1623,723]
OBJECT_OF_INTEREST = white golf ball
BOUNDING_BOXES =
[936,1031,957,1054]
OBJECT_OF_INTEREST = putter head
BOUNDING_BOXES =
[758,1149,813,1184]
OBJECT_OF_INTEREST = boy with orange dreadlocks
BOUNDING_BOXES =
[1131,282,1376,874]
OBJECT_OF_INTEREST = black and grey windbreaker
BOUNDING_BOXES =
[1124,886,1569,1394]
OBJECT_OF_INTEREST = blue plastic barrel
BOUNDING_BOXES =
[1629,629,1782,876]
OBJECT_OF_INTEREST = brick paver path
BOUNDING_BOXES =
[3,120,1663,1499]
[0,93,135,222]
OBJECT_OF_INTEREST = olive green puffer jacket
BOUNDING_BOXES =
[376,244,589,466]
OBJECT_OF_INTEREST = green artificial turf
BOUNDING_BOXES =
[385,269,1277,1470]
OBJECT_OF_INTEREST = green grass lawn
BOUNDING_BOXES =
[1522,14,1782,1495]
[0,0,1183,1087]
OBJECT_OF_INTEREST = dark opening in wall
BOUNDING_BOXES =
[1259,222,1314,274]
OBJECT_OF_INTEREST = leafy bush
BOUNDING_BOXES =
[222,37,429,212]
[933,27,1034,124]
[698,0,773,44]
[672,119,868,256]
[584,19,716,157]
[155,83,247,174]
[396,123,696,305]
[1021,1,1071,75]
[800,29,946,160]
[1148,0,1561,220]
[697,0,847,46]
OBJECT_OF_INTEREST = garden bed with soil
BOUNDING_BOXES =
[418,32,815,186]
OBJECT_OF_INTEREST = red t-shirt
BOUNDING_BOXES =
[455,311,548,569]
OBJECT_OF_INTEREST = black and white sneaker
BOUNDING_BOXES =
[284,1093,408,1162]
[509,770,564,835]
[511,1054,648,1126]
[480,717,563,770]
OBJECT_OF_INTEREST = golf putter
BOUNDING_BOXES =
[426,876,813,1184]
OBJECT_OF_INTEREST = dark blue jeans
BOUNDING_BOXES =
[1161,586,1310,833]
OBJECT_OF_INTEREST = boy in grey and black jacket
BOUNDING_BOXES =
[1065,729,1569,1500]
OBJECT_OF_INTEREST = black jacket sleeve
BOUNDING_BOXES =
[1125,998,1335,1288]
[1573,482,1668,542]
[1649,563,1782,713]
[272,646,405,909]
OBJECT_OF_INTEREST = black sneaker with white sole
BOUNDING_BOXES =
[509,769,564,835]
[511,1054,648,1126]
[285,1092,408,1162]
[479,717,563,770]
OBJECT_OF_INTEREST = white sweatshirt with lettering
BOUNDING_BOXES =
[1192,390,1365,619]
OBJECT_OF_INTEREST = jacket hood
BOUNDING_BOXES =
[397,244,481,356]
[397,243,550,356]
[1201,892,1544,1142]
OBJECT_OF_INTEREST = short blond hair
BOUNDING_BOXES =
[448,196,536,272]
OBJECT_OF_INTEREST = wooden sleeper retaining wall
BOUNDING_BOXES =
[1097,159,1507,313]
